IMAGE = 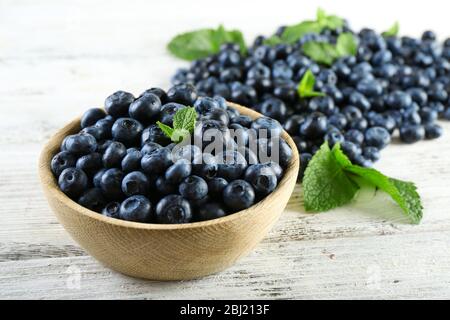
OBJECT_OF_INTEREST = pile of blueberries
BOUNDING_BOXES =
[51,85,292,224]
[172,24,450,177]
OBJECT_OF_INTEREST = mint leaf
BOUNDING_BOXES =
[302,41,338,65]
[157,121,174,139]
[281,21,322,44]
[167,26,246,61]
[382,22,400,37]
[263,35,284,46]
[335,33,358,56]
[173,107,197,133]
[316,8,344,30]
[303,143,360,212]
[297,69,326,98]
[171,128,191,143]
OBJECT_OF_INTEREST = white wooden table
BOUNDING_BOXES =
[1,0,450,299]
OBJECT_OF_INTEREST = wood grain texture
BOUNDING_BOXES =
[38,104,299,280]
[1,0,450,299]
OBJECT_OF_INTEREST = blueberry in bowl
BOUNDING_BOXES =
[39,85,299,280]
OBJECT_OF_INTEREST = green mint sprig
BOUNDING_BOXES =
[297,69,326,98]
[167,25,246,61]
[302,32,358,65]
[382,22,400,37]
[157,107,197,143]
[303,142,423,224]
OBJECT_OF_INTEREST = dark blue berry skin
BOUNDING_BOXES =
[179,175,208,200]
[203,108,230,126]
[102,201,121,219]
[80,125,107,141]
[263,161,283,181]
[95,118,114,140]
[408,88,428,106]
[324,129,344,147]
[348,117,368,131]
[399,125,425,143]
[299,153,312,181]
[402,110,422,125]
[76,152,102,177]
[105,91,135,118]
[192,155,218,180]
[223,180,255,211]
[77,188,106,212]
[121,148,142,172]
[100,168,125,200]
[139,87,167,104]
[349,92,371,111]
[111,118,143,146]
[102,141,127,168]
[363,146,380,163]
[230,83,258,106]
[364,127,391,149]
[129,93,161,125]
[58,167,89,199]
[64,134,97,155]
[208,177,228,199]
[159,103,184,125]
[141,124,171,146]
[119,195,153,223]
[385,91,412,109]
[424,124,443,140]
[420,107,438,124]
[93,168,107,188]
[155,195,192,224]
[271,138,293,168]
[251,116,283,139]
[141,142,162,155]
[195,202,227,222]
[165,159,192,184]
[344,129,364,145]
[353,155,373,168]
[155,176,177,195]
[81,108,106,129]
[194,96,221,114]
[51,151,77,177]
[308,97,335,115]
[368,114,396,133]
[166,83,197,106]
[300,112,328,139]
[141,147,173,174]
[341,141,362,160]
[328,114,347,131]
[172,144,202,163]
[194,119,231,148]
[232,115,253,128]
[259,98,287,121]
[244,164,278,196]
[283,115,304,136]
[342,106,363,122]
[356,79,383,97]
[121,171,150,196]
[216,150,248,180]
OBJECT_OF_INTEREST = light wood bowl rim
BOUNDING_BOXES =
[38,102,299,231]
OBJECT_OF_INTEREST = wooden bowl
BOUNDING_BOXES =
[38,103,299,280]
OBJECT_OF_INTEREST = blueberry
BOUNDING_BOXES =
[141,124,171,146]
[342,106,363,122]
[259,97,287,121]
[328,114,347,130]
[179,175,208,200]
[194,119,231,149]
[420,107,438,124]
[308,97,335,115]
[102,201,121,219]
[203,108,230,126]
[385,91,412,109]
[140,141,162,155]
[368,113,396,133]
[194,96,221,114]
[247,63,271,79]
[207,177,228,199]
[324,129,345,146]
[263,161,283,181]
[139,87,167,103]
[58,167,88,199]
[272,60,293,80]
[95,118,114,140]
[344,129,364,145]
[77,188,106,212]
[424,124,443,140]
[218,49,241,67]
[422,30,436,41]
[64,133,97,155]
[244,164,277,196]
[129,93,161,125]
[121,171,150,196]
[102,141,127,168]
[356,79,383,97]
[363,146,380,163]
[159,102,184,125]
[195,202,227,222]
[348,117,368,131]
[229,123,249,146]
[251,116,283,139]
[111,118,143,146]
[399,124,425,143]
[119,195,153,223]
[80,125,107,141]
[121,148,142,172]
[216,150,247,180]
[353,155,373,168]
[141,147,173,174]
[341,141,362,161]
[402,110,422,125]
[172,144,202,163]
[165,159,192,184]
[76,152,102,177]
[272,79,297,102]
[51,151,77,177]
[299,153,312,181]
[349,92,371,111]
[270,138,293,168]
[283,115,305,135]
[364,127,391,149]
[155,176,177,195]
[155,195,192,224]
[223,180,255,211]
[231,115,253,128]
[93,168,107,188]
[300,112,328,139]
[81,108,106,129]
[100,168,124,200]
[230,83,257,106]
[105,91,135,118]
[166,83,197,105]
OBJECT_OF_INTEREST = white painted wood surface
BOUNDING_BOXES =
[1,0,450,299]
